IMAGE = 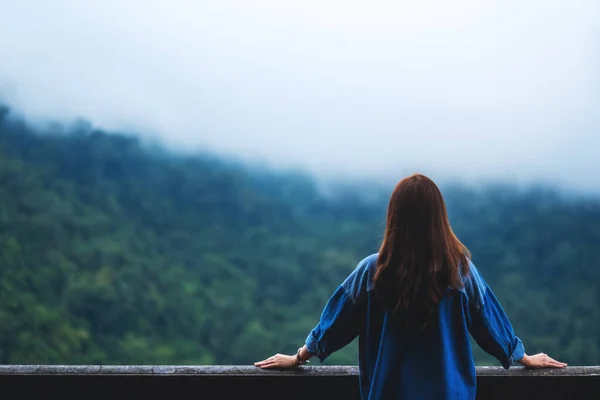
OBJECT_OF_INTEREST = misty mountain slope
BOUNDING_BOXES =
[0,106,598,365]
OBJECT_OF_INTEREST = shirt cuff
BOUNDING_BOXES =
[507,337,525,369]
[305,330,327,362]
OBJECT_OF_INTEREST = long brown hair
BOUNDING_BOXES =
[372,174,470,328]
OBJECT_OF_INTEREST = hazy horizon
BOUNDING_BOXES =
[1,0,599,192]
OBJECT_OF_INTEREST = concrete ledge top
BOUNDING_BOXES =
[0,365,598,377]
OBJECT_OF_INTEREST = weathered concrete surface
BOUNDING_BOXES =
[0,364,598,376]
[1,365,598,399]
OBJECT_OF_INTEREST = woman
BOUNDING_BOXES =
[255,174,566,399]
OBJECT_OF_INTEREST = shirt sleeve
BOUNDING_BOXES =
[305,257,371,362]
[464,260,525,369]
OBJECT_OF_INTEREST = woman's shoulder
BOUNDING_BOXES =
[358,252,379,281]
[460,258,485,286]
[360,252,379,269]
[458,258,489,309]
[340,253,379,303]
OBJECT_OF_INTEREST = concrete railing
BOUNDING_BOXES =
[1,365,599,399]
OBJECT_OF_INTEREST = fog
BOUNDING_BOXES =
[1,0,599,190]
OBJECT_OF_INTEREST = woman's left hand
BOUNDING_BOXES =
[254,353,299,369]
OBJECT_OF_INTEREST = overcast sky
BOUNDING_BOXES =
[1,0,599,191]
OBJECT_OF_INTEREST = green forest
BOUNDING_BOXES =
[0,104,599,366]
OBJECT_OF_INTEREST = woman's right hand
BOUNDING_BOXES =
[519,353,567,369]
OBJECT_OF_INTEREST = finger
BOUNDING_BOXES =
[547,360,565,368]
[254,359,275,367]
[254,362,268,367]
[255,355,276,364]
[552,361,567,368]
[257,361,277,369]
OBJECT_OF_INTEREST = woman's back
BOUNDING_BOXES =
[306,253,523,399]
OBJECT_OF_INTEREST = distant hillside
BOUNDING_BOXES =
[0,105,598,366]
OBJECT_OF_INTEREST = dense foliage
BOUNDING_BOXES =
[0,105,598,366]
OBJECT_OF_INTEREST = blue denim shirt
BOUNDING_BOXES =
[305,253,525,400]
